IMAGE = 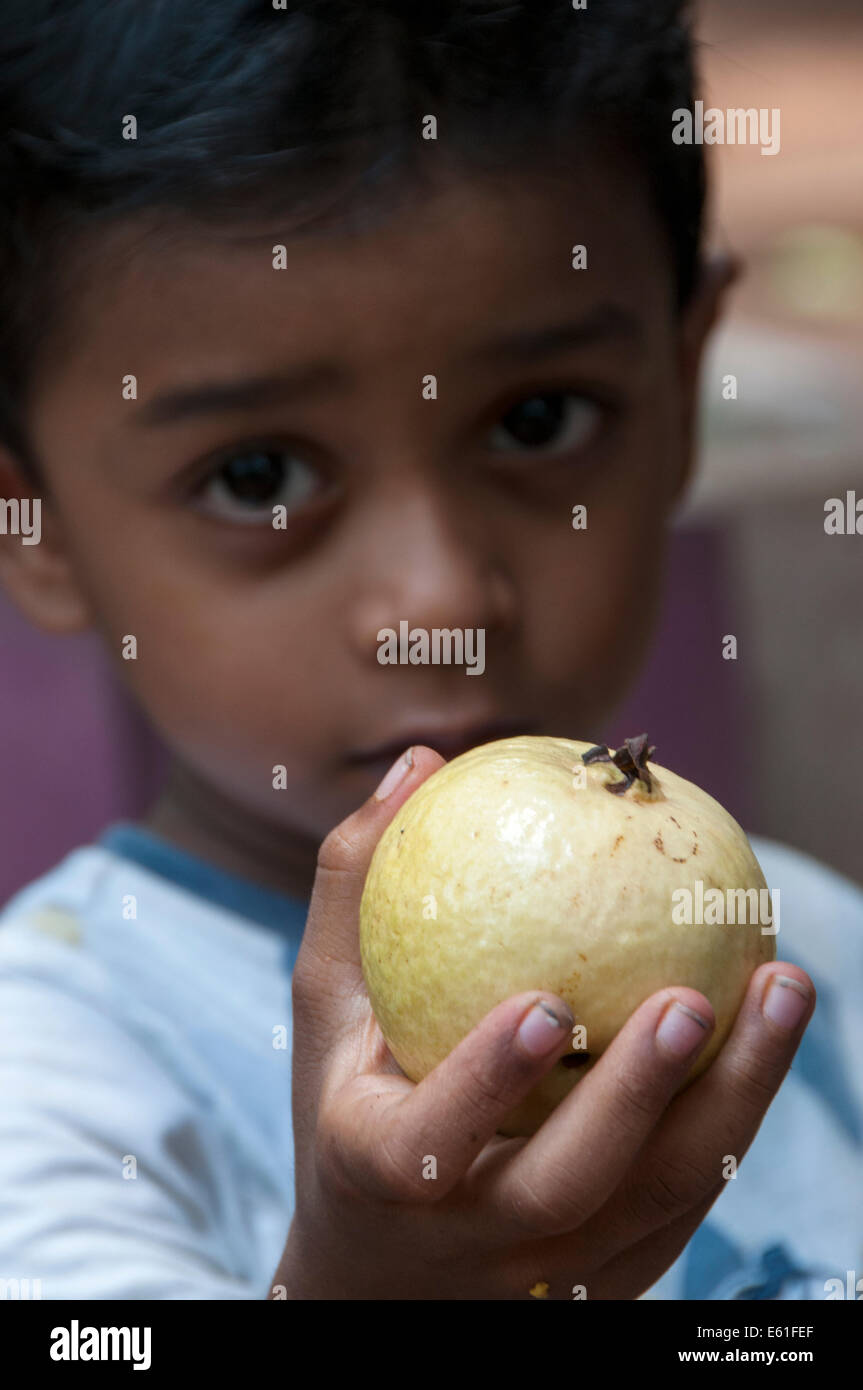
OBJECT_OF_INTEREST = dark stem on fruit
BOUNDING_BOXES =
[582,734,656,794]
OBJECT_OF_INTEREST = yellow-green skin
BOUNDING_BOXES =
[360,736,776,1136]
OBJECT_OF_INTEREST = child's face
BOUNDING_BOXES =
[2,157,727,882]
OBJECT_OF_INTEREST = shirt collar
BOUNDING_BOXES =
[98,820,308,946]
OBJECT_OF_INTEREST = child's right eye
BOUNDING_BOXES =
[487,392,603,458]
[193,449,322,525]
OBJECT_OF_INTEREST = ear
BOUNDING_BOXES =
[671,251,742,505]
[0,451,96,633]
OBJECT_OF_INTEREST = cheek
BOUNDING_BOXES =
[116,596,323,747]
[57,510,331,753]
[102,581,345,830]
[515,493,669,701]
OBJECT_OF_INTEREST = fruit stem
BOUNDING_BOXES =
[582,734,656,794]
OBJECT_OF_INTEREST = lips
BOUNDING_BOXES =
[349,718,534,765]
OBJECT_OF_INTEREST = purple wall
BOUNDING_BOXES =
[0,597,167,906]
[611,526,753,829]
[0,526,749,907]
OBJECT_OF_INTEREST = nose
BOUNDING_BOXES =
[346,478,517,662]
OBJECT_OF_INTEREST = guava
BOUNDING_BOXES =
[359,734,776,1137]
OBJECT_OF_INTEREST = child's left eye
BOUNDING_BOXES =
[487,393,602,455]
[193,449,320,524]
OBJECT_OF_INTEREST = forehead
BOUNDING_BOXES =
[36,160,674,400]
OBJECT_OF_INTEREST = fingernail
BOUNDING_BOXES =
[373,746,414,801]
[763,975,811,1031]
[656,1001,712,1058]
[517,1000,574,1058]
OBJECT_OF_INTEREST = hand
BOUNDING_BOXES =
[270,745,814,1301]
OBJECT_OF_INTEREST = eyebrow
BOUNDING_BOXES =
[470,304,644,365]
[132,303,643,428]
[134,364,347,428]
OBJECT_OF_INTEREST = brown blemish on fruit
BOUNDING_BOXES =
[670,816,681,828]
[655,828,693,864]
[611,834,624,855]
[578,952,587,962]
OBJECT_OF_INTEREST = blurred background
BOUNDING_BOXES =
[1,0,861,904]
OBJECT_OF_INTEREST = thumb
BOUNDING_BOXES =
[294,744,445,1029]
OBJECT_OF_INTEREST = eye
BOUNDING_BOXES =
[488,392,602,456]
[194,448,321,525]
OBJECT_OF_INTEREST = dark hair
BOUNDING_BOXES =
[0,0,706,472]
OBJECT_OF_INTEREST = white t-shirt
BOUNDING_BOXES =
[0,824,860,1300]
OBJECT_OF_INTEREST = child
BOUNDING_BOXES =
[0,0,858,1301]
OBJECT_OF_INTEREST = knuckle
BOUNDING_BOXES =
[315,1111,381,1207]
[316,1091,431,1206]
[291,960,313,1004]
[290,961,322,1018]
[316,822,362,875]
[723,1053,778,1113]
[312,1113,357,1202]
[451,1052,510,1129]
[374,1127,438,1204]
[505,1171,570,1237]
[605,1063,664,1139]
[638,1168,693,1222]
[620,1157,704,1229]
